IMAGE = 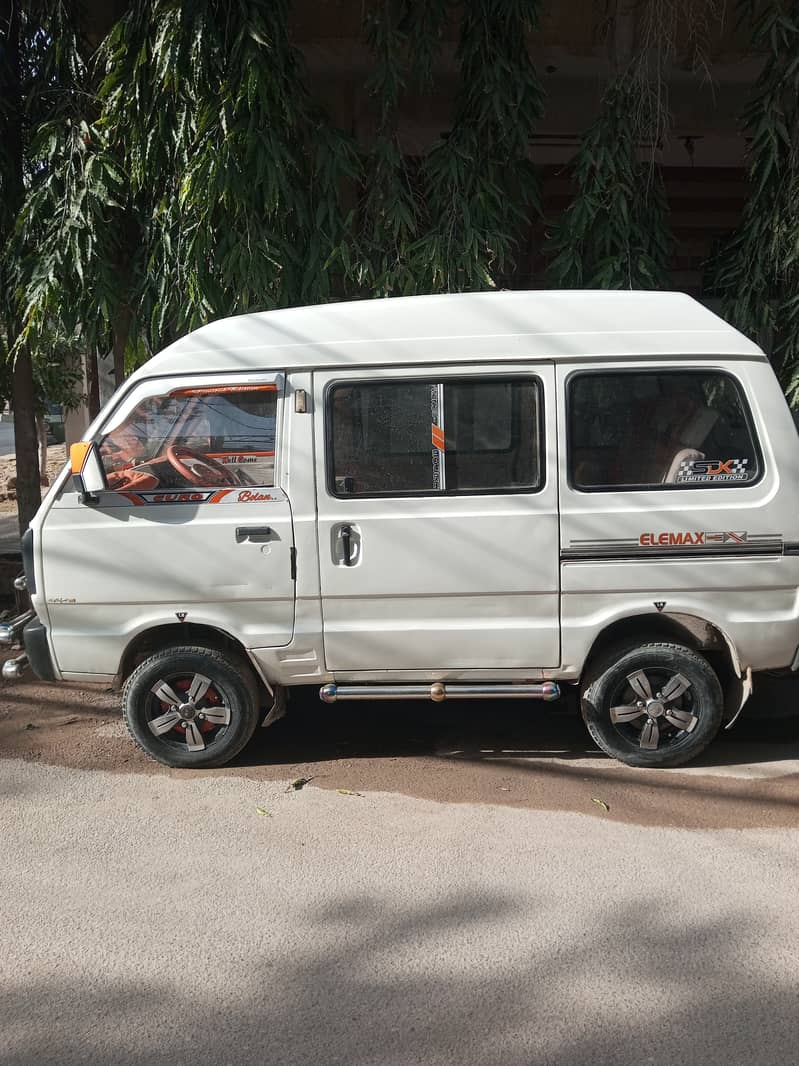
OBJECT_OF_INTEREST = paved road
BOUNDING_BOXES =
[2,751,799,1064]
[0,420,15,454]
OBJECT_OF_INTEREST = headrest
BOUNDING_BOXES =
[676,406,719,449]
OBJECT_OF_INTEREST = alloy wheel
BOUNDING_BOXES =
[146,672,232,753]
[608,667,699,752]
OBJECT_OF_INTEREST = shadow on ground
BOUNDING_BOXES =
[239,675,799,770]
[2,893,797,1066]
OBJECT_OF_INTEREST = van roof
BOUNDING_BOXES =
[138,290,765,379]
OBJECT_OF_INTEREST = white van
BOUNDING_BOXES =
[4,291,799,769]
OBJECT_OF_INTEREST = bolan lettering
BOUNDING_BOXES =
[238,490,273,502]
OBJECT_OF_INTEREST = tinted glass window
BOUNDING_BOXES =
[99,385,277,490]
[329,378,541,496]
[568,371,759,489]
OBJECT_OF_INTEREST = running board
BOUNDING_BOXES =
[320,682,560,704]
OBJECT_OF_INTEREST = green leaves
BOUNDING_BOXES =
[410,0,544,294]
[101,0,362,338]
[545,75,671,292]
[709,0,799,404]
[355,0,545,297]
[9,0,796,422]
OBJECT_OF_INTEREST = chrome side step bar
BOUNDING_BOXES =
[320,681,560,704]
[0,609,34,647]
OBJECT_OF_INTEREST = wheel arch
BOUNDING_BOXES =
[117,622,272,697]
[581,612,745,723]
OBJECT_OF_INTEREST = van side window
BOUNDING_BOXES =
[568,371,760,490]
[329,378,541,496]
[99,385,277,491]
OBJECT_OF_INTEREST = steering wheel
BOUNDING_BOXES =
[166,446,238,487]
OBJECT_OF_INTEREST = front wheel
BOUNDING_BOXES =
[580,642,723,768]
[123,645,261,768]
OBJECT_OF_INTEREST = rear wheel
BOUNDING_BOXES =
[580,642,723,768]
[123,645,261,768]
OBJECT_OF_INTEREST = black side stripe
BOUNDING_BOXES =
[561,545,785,562]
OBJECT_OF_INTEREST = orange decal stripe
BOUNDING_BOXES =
[119,492,145,506]
[431,426,446,451]
[171,384,278,397]
[209,489,234,503]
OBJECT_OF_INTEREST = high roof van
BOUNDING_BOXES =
[4,291,799,769]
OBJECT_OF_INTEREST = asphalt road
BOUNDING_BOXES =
[2,665,799,1065]
[2,755,798,1066]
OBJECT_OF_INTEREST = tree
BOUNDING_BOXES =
[413,0,544,291]
[545,0,725,291]
[709,1,799,403]
[12,0,796,556]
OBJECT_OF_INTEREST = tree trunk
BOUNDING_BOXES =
[1,0,41,539]
[112,305,132,389]
[12,351,41,538]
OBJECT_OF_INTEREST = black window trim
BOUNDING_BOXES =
[565,366,765,494]
[324,372,546,500]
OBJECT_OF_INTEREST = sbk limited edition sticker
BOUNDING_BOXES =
[676,458,750,483]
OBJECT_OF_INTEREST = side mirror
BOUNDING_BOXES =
[70,441,106,504]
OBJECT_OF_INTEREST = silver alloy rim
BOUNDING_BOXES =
[147,673,232,752]
[610,668,698,751]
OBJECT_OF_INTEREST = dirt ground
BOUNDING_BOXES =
[0,447,68,512]
[2,648,798,831]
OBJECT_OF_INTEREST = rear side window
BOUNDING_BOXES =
[568,370,760,490]
[99,385,277,491]
[329,377,542,496]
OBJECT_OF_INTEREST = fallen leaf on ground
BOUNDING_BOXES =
[287,776,312,792]
[255,807,272,817]
[591,798,610,812]
[336,789,362,797]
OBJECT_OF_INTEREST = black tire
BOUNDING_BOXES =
[123,645,261,769]
[580,642,723,768]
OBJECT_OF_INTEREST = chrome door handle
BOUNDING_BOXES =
[236,526,273,541]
